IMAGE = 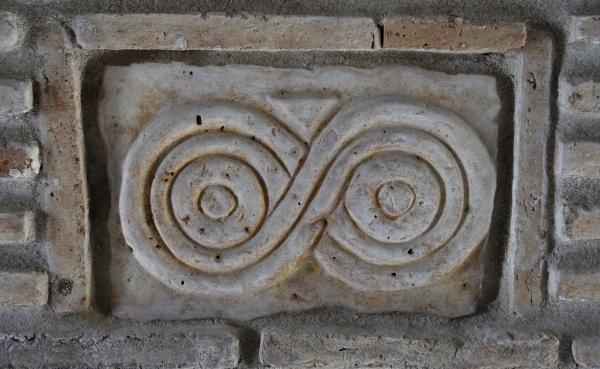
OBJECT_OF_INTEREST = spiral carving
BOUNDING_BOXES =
[310,98,496,291]
[120,102,318,294]
[120,97,495,295]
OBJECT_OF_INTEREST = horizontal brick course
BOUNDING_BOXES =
[0,325,240,368]
[0,144,39,179]
[573,338,600,368]
[560,80,600,114]
[568,16,600,44]
[559,141,600,179]
[0,272,48,307]
[260,327,559,369]
[74,14,379,51]
[550,268,600,302]
[0,212,33,244]
[0,79,32,116]
[382,17,526,52]
[562,205,600,240]
[0,12,21,51]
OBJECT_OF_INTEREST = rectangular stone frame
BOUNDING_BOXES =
[72,14,537,320]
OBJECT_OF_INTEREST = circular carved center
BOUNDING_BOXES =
[199,184,237,220]
[376,180,415,219]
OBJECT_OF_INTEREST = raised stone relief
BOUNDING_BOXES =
[101,64,500,320]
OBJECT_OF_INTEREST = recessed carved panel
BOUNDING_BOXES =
[101,64,500,320]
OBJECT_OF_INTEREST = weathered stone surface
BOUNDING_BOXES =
[549,268,600,302]
[0,272,48,307]
[102,63,499,320]
[0,325,240,368]
[0,144,39,179]
[572,338,600,368]
[259,327,559,369]
[0,3,593,368]
[508,32,553,316]
[74,14,379,51]
[382,17,526,52]
[0,12,21,51]
[0,79,32,116]
[562,205,600,240]
[0,212,33,244]
[568,16,600,44]
[559,142,600,179]
[36,22,90,312]
[560,80,600,114]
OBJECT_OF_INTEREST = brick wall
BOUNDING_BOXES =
[0,1,599,368]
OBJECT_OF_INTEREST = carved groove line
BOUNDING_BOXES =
[120,98,496,295]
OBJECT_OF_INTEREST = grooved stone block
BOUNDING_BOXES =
[74,14,379,51]
[559,142,600,179]
[101,63,500,320]
[568,16,600,44]
[560,80,600,114]
[259,327,559,369]
[0,79,32,116]
[550,268,600,302]
[0,144,40,179]
[0,212,33,244]
[0,326,240,368]
[382,17,526,52]
[573,338,600,368]
[0,12,21,51]
[0,272,48,307]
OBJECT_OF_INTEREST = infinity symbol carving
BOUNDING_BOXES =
[120,97,495,295]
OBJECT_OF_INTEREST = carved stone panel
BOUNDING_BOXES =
[100,64,499,320]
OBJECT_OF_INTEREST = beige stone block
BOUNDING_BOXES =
[549,268,600,302]
[0,212,33,244]
[0,271,48,307]
[73,14,379,51]
[0,79,32,116]
[0,12,22,51]
[568,16,600,44]
[36,22,90,312]
[573,338,600,368]
[508,32,553,316]
[382,17,526,52]
[259,327,559,369]
[560,80,600,114]
[0,325,240,368]
[101,62,499,320]
[560,142,600,179]
[0,143,40,179]
[563,205,600,240]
